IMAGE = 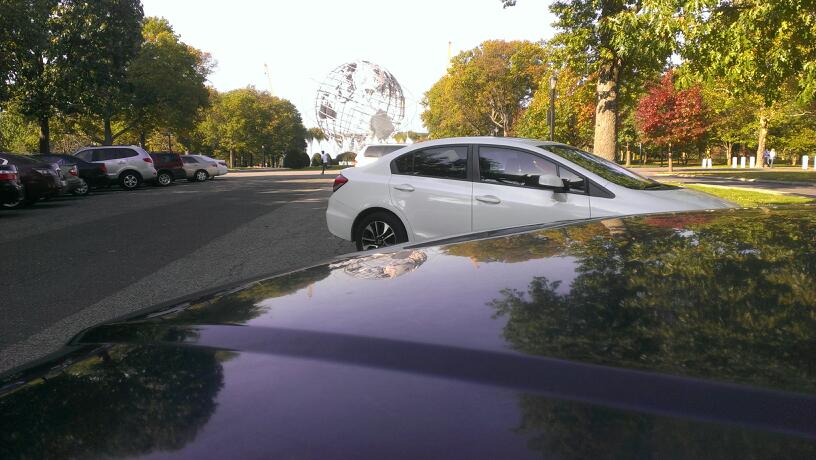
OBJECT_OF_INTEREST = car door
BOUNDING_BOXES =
[92,148,122,176]
[472,145,590,232]
[388,145,472,241]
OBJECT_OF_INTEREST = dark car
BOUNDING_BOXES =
[0,164,24,208]
[1,206,815,459]
[0,153,63,208]
[149,152,186,186]
[34,153,109,193]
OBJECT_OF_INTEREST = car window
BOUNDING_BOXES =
[91,149,110,161]
[478,146,558,187]
[111,148,138,159]
[542,145,662,190]
[182,156,198,164]
[75,150,92,161]
[558,167,587,193]
[393,146,468,179]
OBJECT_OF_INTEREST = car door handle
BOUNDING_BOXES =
[475,195,501,204]
[393,184,415,192]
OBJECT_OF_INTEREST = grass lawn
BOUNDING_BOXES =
[680,169,816,184]
[666,182,816,207]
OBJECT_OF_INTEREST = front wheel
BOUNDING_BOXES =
[354,212,408,251]
[194,169,209,182]
[120,171,142,190]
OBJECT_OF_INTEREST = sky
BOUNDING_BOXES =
[141,0,556,133]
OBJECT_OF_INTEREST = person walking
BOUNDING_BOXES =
[320,150,330,175]
[762,149,770,167]
[769,148,776,168]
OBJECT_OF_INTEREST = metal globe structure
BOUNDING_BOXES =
[315,61,405,148]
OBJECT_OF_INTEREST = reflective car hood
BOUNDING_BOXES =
[2,206,815,459]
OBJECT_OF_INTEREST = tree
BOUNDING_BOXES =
[636,72,707,171]
[422,40,548,138]
[283,149,309,169]
[127,17,211,148]
[57,0,144,145]
[700,78,759,163]
[503,1,679,160]
[682,1,816,165]
[514,65,595,149]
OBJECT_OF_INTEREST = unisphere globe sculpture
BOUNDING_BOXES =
[315,61,405,146]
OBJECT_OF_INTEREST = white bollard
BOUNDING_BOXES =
[707,158,713,168]
[749,156,756,168]
[803,155,809,170]
[740,157,746,168]
[701,158,706,168]
[732,157,738,168]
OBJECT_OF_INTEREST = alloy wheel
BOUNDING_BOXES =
[74,179,89,195]
[123,174,138,189]
[196,170,207,181]
[158,173,172,186]
[360,220,397,250]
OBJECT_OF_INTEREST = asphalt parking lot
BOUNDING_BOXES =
[0,171,356,373]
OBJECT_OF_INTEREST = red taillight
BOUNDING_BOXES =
[99,164,107,173]
[69,166,78,176]
[143,157,153,163]
[0,172,17,181]
[332,174,348,192]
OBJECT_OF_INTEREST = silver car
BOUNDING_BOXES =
[181,155,219,182]
[73,145,158,190]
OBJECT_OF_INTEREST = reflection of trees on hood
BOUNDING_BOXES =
[164,265,332,325]
[486,209,816,458]
[491,209,816,393]
[0,344,226,459]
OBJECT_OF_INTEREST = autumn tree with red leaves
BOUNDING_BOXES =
[636,71,707,171]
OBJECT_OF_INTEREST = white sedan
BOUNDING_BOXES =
[327,137,734,251]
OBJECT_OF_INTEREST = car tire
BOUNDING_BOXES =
[2,191,26,209]
[71,179,90,196]
[353,211,408,251]
[194,169,208,182]
[156,171,173,186]
[119,171,142,190]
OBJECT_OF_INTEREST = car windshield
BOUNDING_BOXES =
[541,145,663,190]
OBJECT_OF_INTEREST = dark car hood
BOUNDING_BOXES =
[2,206,816,459]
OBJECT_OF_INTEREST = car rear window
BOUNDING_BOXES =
[392,146,468,180]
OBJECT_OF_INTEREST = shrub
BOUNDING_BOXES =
[283,149,310,169]
[311,153,323,167]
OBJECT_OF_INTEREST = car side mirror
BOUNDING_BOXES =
[538,174,569,193]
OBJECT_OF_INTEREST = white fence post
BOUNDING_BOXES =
[803,155,809,170]
[749,156,756,168]
[732,157,738,168]
[740,157,746,168]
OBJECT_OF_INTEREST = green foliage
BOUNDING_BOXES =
[310,152,323,167]
[422,40,548,138]
[192,87,306,165]
[127,17,211,148]
[283,148,309,169]
[0,109,39,152]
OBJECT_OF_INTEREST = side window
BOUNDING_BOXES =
[92,149,111,161]
[112,148,138,159]
[478,146,558,187]
[75,150,93,161]
[558,167,587,193]
[392,147,467,179]
[182,156,197,164]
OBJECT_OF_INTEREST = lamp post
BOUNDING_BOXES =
[548,73,557,142]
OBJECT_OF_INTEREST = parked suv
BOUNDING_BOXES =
[73,146,157,190]
[0,153,63,207]
[149,152,186,186]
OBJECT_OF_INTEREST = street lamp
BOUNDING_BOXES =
[548,73,557,142]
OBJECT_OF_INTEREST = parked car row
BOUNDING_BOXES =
[1,146,228,210]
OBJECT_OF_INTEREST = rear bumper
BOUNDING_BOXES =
[326,196,356,241]
[0,182,24,205]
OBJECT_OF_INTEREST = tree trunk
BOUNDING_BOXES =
[38,115,50,154]
[592,59,620,161]
[667,144,673,172]
[725,142,733,166]
[756,114,769,168]
[103,117,113,145]
[229,150,234,168]
[625,143,631,167]
[139,131,147,149]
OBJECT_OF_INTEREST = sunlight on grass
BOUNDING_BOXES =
[683,170,816,183]
[667,182,816,207]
